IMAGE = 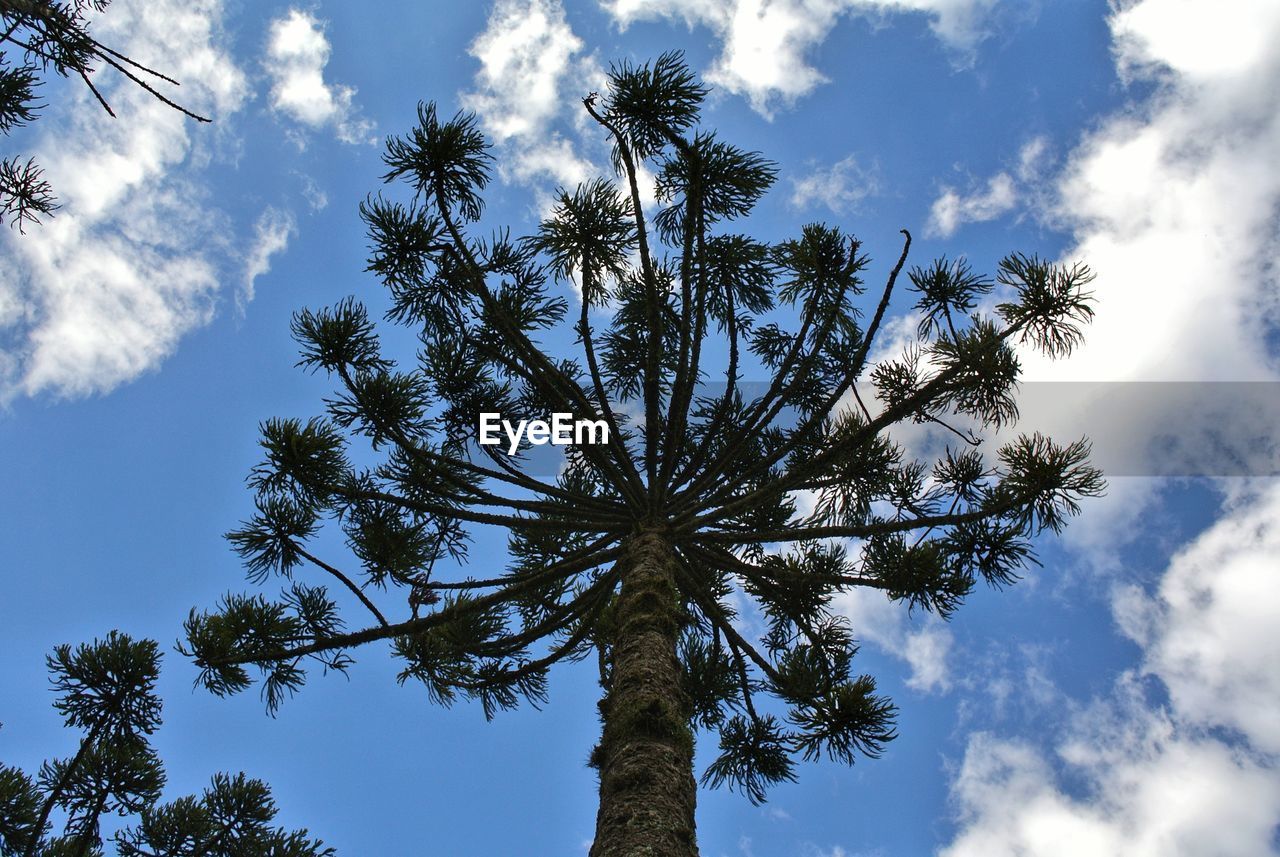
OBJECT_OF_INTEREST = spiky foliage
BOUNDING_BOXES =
[0,0,208,229]
[0,633,332,857]
[182,52,1103,844]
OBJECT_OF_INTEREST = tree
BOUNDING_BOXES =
[181,53,1104,856]
[0,0,208,229]
[0,632,334,857]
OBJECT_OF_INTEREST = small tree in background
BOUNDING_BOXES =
[182,53,1103,856]
[0,632,332,857]
[0,0,208,229]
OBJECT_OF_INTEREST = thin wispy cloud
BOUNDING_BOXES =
[926,172,1016,237]
[925,137,1047,237]
[240,207,296,311]
[790,154,879,215]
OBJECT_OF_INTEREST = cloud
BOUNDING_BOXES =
[240,207,297,310]
[466,0,584,142]
[463,0,600,194]
[940,480,1280,856]
[899,623,953,691]
[1110,0,1280,84]
[831,586,955,692]
[1015,134,1049,180]
[913,0,1280,509]
[743,495,953,693]
[1016,0,1280,383]
[923,136,1047,237]
[297,173,330,212]
[943,715,1280,857]
[507,134,597,191]
[923,8,1280,845]
[800,846,850,857]
[926,172,1017,238]
[265,9,373,145]
[600,0,1000,116]
[790,155,879,214]
[1114,481,1280,756]
[0,0,249,401]
[1049,476,1162,574]
[799,844,885,857]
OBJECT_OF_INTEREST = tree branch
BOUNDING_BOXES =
[199,543,626,668]
[583,95,664,507]
[295,546,388,628]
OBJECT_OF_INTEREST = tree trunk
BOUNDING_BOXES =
[590,530,699,857]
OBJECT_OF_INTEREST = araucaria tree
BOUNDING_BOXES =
[183,54,1103,855]
[0,632,332,856]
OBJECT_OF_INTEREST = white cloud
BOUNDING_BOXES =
[508,134,597,191]
[940,480,1280,856]
[297,173,330,212]
[1014,0,1280,383]
[240,207,297,310]
[799,843,885,857]
[831,586,955,692]
[925,135,1049,237]
[1115,482,1280,756]
[937,6,1280,844]
[463,0,600,195]
[900,623,953,691]
[915,0,1280,492]
[926,172,1017,238]
[466,0,584,142]
[0,0,249,401]
[800,846,851,857]
[601,0,1000,116]
[943,714,1280,857]
[1111,0,1280,84]
[1015,134,1049,181]
[265,9,373,145]
[925,136,1048,237]
[790,155,879,214]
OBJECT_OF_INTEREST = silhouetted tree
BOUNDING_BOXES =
[0,632,332,857]
[0,0,208,229]
[182,53,1103,856]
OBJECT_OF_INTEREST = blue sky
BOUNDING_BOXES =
[2,0,1279,854]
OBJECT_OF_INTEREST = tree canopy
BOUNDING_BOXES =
[0,632,332,857]
[180,52,1103,855]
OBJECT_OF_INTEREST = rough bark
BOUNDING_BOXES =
[590,530,698,857]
